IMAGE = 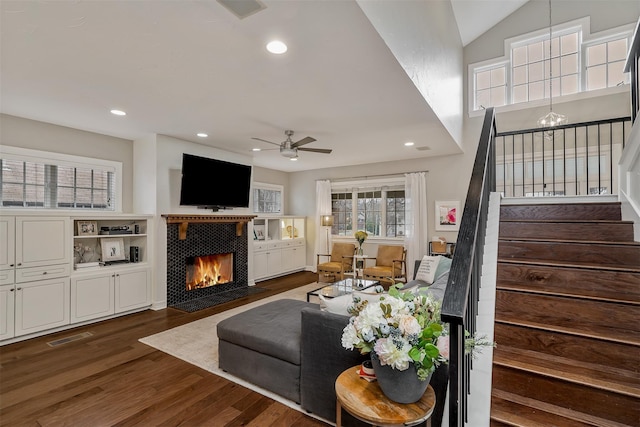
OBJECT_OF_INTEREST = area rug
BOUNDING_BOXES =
[139,282,332,425]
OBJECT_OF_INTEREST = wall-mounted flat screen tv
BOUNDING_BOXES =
[179,153,252,210]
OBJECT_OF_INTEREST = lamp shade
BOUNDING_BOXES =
[321,215,334,227]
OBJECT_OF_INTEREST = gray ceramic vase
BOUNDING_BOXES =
[370,353,431,404]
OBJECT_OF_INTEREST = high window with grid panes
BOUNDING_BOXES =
[0,148,119,210]
[471,21,631,112]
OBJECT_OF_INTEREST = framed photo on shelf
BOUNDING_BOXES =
[77,220,98,236]
[101,238,125,262]
[254,225,266,240]
[435,200,460,231]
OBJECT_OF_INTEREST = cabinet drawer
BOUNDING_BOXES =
[267,242,281,250]
[0,269,14,286]
[16,264,70,283]
[254,242,268,251]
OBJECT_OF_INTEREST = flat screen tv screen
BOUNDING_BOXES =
[179,153,252,209]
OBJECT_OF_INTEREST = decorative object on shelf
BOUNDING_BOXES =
[537,0,567,138]
[435,201,460,231]
[286,225,298,238]
[100,237,125,262]
[341,284,494,403]
[354,230,367,255]
[321,214,334,253]
[77,220,98,236]
[74,243,95,263]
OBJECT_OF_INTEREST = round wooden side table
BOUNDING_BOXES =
[335,365,436,427]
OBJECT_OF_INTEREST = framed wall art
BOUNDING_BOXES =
[435,200,460,231]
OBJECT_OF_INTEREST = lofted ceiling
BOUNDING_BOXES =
[0,0,524,172]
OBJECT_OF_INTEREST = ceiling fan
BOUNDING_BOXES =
[252,130,332,158]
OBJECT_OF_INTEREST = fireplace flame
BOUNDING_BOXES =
[186,253,233,290]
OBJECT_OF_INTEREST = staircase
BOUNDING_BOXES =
[490,201,640,427]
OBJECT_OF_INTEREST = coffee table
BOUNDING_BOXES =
[306,278,379,302]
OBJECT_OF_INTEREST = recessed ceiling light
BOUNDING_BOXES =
[197,133,208,138]
[266,40,287,54]
[110,109,126,116]
[404,141,415,147]
[252,148,261,152]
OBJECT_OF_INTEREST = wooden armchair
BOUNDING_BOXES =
[316,242,356,282]
[362,245,407,287]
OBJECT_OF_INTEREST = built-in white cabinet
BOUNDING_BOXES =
[16,217,70,268]
[15,277,70,337]
[0,217,15,271]
[71,266,150,323]
[252,216,306,281]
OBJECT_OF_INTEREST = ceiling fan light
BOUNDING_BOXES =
[280,147,298,158]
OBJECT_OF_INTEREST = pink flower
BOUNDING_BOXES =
[446,208,456,225]
[436,336,450,360]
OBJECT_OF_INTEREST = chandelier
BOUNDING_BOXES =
[537,0,567,136]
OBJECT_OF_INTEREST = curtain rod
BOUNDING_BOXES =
[318,170,428,182]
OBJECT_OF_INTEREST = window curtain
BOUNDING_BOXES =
[315,180,332,268]
[404,172,428,279]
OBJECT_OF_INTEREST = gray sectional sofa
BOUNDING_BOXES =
[217,259,450,426]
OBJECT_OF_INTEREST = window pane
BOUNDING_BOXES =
[587,64,607,90]
[25,162,44,185]
[561,53,578,74]
[2,183,23,206]
[58,166,74,186]
[587,44,606,66]
[58,187,75,207]
[529,81,544,100]
[561,33,578,54]
[561,74,579,95]
[608,62,625,86]
[476,70,490,90]
[608,38,627,61]
[513,46,527,66]
[491,67,505,86]
[476,89,490,109]
[2,160,23,182]
[513,65,527,85]
[76,169,92,189]
[544,58,560,79]
[528,62,544,82]
[491,86,506,107]
[528,42,543,62]
[513,85,528,103]
[25,185,44,207]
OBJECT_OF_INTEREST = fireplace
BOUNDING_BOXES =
[164,215,264,312]
[186,252,234,290]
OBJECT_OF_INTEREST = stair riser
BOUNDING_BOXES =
[497,263,640,303]
[500,203,622,221]
[499,221,634,242]
[492,365,639,426]
[495,290,640,344]
[498,240,640,267]
[493,323,640,372]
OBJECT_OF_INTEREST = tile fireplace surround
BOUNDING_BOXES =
[163,215,256,311]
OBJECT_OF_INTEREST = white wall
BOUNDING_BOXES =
[0,114,135,212]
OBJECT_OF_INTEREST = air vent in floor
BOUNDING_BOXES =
[47,331,93,347]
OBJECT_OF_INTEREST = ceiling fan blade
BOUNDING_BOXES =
[291,136,316,148]
[251,137,281,147]
[298,147,332,154]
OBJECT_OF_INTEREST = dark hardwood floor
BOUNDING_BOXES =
[0,271,328,427]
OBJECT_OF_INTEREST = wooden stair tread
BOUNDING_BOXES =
[499,237,640,246]
[491,390,631,427]
[493,346,640,397]
[494,318,640,346]
[496,281,640,305]
[500,219,634,224]
[498,258,640,273]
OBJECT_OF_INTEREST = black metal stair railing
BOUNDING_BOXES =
[441,107,496,427]
[495,117,631,198]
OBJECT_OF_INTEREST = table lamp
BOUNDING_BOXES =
[321,215,334,253]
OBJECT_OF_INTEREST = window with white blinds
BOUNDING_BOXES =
[0,146,121,211]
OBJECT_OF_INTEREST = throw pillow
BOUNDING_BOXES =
[415,255,441,284]
[434,255,452,279]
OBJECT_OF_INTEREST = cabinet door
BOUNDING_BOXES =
[0,284,15,341]
[0,217,15,270]
[266,250,282,276]
[71,273,114,323]
[16,217,70,268]
[15,277,70,336]
[253,251,268,280]
[115,269,150,313]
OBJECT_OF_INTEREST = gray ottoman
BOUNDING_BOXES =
[217,298,318,403]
